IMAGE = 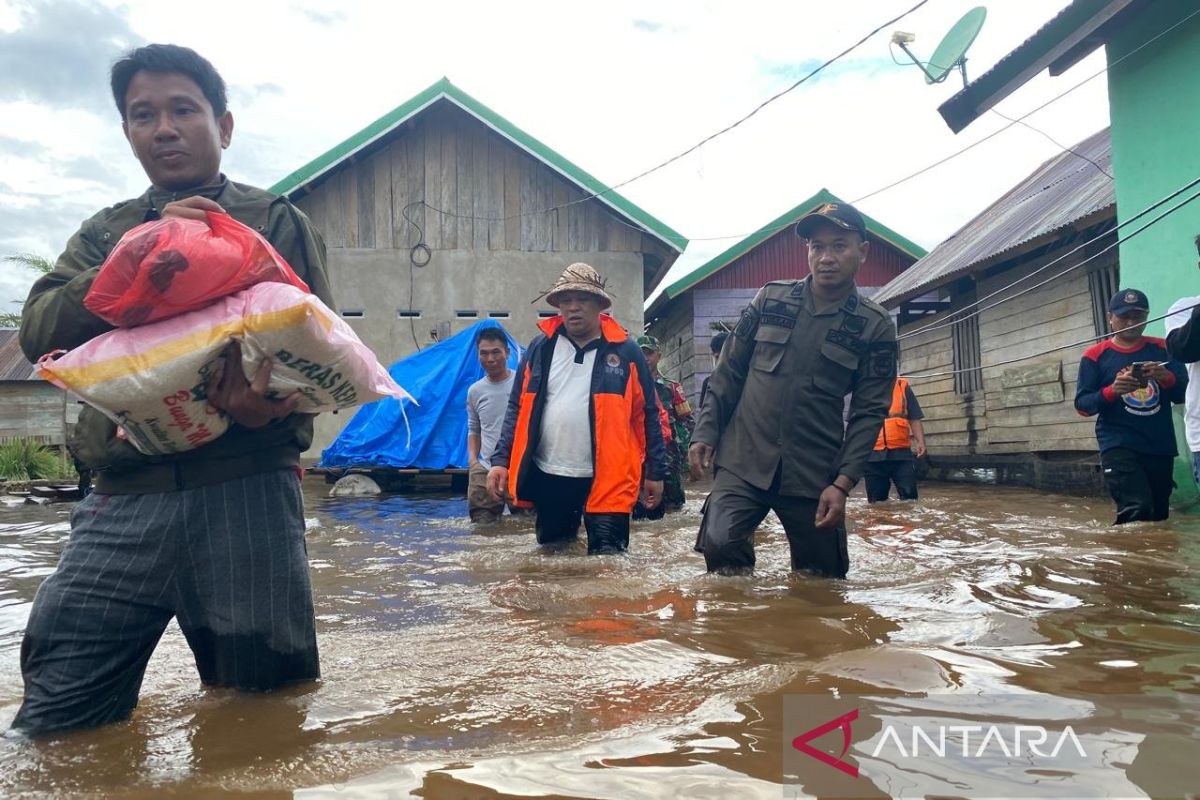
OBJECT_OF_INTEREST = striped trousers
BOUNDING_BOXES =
[12,470,319,734]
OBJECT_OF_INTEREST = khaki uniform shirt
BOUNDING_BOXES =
[692,277,896,498]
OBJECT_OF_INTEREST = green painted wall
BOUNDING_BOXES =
[1106,2,1200,505]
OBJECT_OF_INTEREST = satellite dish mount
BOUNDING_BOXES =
[892,7,987,88]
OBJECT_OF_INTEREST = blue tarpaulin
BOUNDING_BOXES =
[321,320,521,469]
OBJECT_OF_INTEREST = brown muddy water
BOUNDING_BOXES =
[1,478,1199,798]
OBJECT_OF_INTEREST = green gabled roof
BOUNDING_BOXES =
[270,77,687,254]
[660,188,926,300]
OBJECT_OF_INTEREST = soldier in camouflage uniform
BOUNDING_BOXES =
[689,202,896,578]
[633,335,693,518]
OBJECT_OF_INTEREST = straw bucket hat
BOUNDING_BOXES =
[543,262,613,310]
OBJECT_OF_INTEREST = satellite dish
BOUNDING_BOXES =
[892,6,987,87]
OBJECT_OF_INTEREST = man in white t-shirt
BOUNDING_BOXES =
[466,328,516,523]
[487,263,668,553]
[1166,292,1200,487]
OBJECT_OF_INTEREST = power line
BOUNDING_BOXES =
[989,109,1112,179]
[851,4,1200,207]
[599,0,930,197]
[904,300,1200,381]
[682,142,1106,244]
[418,1,930,228]
[419,3,1199,244]
[896,174,1200,342]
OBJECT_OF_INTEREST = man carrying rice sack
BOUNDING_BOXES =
[12,45,335,735]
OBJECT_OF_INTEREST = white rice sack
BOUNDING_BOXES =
[38,284,411,456]
[236,283,409,413]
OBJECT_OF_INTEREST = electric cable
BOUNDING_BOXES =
[400,201,429,351]
[896,173,1200,341]
[672,4,1200,244]
[989,108,1112,179]
[851,4,1200,207]
[903,300,1200,381]
[414,4,1198,245]
[416,1,929,230]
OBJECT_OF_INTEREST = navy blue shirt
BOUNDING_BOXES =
[1074,337,1187,456]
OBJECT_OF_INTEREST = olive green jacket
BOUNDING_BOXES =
[692,277,896,499]
[20,177,335,494]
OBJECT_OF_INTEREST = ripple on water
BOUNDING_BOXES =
[1,480,1199,797]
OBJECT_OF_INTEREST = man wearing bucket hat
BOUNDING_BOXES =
[1076,288,1187,523]
[689,201,897,577]
[633,334,693,518]
[488,263,668,552]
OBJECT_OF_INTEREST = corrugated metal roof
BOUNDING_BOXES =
[874,127,1114,307]
[937,0,1134,132]
[0,329,37,381]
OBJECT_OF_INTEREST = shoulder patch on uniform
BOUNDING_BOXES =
[826,329,866,355]
[867,341,898,377]
[842,293,859,313]
[734,304,759,339]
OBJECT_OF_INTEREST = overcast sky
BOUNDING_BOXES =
[0,0,1112,315]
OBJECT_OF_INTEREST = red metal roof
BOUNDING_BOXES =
[694,226,913,291]
[0,329,37,381]
[874,127,1114,307]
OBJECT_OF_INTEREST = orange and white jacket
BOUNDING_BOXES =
[491,314,668,514]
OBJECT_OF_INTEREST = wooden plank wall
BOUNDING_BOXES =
[0,382,80,445]
[898,245,1108,456]
[976,246,1106,454]
[296,102,646,255]
[689,289,754,403]
[650,297,697,401]
[899,310,974,453]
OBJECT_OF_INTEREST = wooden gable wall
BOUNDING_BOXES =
[294,101,662,259]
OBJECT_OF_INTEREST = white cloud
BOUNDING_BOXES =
[0,0,1112,313]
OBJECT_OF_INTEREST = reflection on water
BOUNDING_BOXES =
[0,479,1198,797]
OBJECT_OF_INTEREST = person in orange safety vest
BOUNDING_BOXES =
[864,376,926,502]
[487,263,668,554]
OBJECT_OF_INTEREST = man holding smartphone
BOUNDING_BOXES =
[1075,289,1188,523]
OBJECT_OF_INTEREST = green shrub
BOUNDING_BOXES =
[0,439,64,481]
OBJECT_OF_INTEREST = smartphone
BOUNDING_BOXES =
[1129,361,1168,386]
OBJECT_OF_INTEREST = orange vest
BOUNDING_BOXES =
[874,377,911,451]
[503,315,667,514]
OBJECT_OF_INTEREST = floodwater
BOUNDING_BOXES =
[1,477,1199,798]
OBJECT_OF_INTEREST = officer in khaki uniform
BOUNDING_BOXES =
[689,202,896,577]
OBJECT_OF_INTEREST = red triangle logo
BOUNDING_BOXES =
[791,708,859,778]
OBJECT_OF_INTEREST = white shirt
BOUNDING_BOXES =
[534,335,597,477]
[1166,296,1200,451]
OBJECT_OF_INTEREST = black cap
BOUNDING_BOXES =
[1109,288,1149,315]
[795,201,867,239]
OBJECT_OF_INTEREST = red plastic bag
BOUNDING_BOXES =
[85,211,310,327]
